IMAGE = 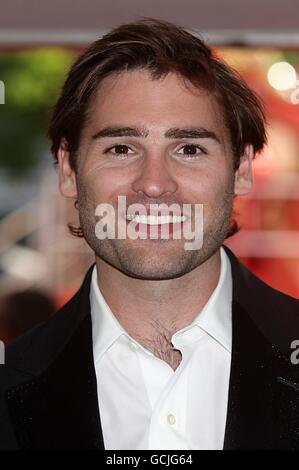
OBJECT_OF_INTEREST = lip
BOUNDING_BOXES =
[120,212,189,221]
[121,207,185,218]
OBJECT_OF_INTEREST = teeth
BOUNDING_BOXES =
[125,214,187,224]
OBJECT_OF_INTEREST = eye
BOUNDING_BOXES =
[103,144,135,159]
[177,144,207,158]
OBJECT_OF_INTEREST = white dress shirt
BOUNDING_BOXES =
[90,246,233,450]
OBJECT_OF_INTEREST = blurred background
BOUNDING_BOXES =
[0,0,298,341]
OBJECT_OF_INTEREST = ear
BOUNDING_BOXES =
[57,138,78,199]
[234,144,254,196]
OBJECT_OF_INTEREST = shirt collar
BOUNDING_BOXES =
[90,266,128,364]
[171,246,232,353]
[90,246,232,363]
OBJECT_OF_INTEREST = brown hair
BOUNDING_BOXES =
[48,17,267,237]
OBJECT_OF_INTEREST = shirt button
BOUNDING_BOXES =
[128,341,137,352]
[166,414,176,426]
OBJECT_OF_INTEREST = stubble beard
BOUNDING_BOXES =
[77,183,235,281]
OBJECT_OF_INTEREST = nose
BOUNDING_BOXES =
[131,153,178,198]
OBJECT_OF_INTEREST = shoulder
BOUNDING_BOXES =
[223,244,299,354]
[3,264,95,375]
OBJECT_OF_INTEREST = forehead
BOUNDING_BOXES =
[86,69,228,142]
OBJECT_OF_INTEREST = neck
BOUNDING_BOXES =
[95,249,221,348]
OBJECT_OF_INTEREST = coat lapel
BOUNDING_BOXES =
[6,314,104,450]
[223,246,299,450]
[223,300,298,449]
[5,265,105,450]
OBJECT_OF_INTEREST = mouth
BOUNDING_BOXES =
[124,214,188,225]
[121,212,190,239]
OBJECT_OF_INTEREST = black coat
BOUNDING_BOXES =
[0,245,298,450]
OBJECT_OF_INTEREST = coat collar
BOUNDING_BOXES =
[222,245,299,449]
[4,265,103,450]
[4,246,299,449]
[223,299,299,449]
[223,244,299,356]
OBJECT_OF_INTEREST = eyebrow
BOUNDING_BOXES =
[91,126,221,143]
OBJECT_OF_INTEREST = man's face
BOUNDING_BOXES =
[59,69,253,280]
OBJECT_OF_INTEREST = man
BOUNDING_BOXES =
[0,18,298,450]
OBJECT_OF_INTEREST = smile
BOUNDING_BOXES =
[125,214,187,225]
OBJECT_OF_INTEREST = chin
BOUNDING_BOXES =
[117,255,196,281]
[120,268,187,281]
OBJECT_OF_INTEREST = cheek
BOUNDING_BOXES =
[183,166,232,207]
[78,166,131,206]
